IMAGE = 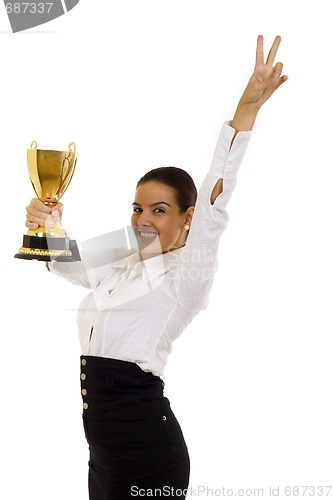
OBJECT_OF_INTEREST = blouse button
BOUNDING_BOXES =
[81,373,86,381]
[162,415,167,421]
[81,389,87,396]
[81,359,87,366]
[83,403,89,410]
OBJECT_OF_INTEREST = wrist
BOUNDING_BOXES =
[231,100,260,132]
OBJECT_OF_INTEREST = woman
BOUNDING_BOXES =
[25,35,287,499]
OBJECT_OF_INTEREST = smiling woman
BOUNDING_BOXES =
[24,35,288,500]
[132,166,197,256]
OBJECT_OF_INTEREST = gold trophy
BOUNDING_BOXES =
[14,141,81,262]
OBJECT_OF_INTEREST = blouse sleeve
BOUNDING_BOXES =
[174,121,252,312]
[49,230,132,289]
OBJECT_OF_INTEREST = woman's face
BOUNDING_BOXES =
[131,181,193,255]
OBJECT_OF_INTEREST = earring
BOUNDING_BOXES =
[184,225,190,231]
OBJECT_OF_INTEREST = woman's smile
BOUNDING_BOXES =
[137,228,159,239]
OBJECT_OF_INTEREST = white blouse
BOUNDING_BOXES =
[50,122,251,375]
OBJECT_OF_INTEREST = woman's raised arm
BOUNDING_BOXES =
[210,35,288,204]
[231,34,288,134]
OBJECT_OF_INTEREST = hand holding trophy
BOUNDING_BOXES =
[14,141,81,262]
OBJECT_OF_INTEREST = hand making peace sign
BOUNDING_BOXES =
[232,35,288,133]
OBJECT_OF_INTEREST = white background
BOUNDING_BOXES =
[1,1,332,498]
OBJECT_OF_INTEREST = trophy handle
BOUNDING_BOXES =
[51,141,77,202]
[68,141,76,153]
[62,140,77,181]
[62,141,76,170]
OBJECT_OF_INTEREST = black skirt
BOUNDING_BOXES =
[80,356,190,499]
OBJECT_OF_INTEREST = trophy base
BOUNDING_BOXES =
[14,235,81,262]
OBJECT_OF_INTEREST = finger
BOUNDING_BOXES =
[272,63,289,88]
[270,74,289,96]
[273,61,283,77]
[45,214,57,227]
[256,34,264,66]
[51,202,63,217]
[25,216,51,229]
[30,198,52,214]
[275,74,289,88]
[50,210,61,223]
[26,204,51,221]
[25,213,51,227]
[266,35,281,66]
[25,220,39,229]
[26,202,52,228]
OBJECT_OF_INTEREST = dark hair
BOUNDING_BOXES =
[136,166,197,212]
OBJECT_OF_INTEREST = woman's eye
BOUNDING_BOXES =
[132,207,165,214]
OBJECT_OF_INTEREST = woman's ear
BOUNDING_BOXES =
[184,206,195,228]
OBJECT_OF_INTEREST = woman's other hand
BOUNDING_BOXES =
[25,198,63,230]
[232,35,288,133]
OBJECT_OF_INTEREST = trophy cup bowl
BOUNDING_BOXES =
[14,141,81,262]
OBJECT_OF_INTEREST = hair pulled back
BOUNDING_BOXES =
[136,166,197,212]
